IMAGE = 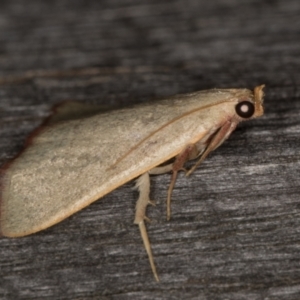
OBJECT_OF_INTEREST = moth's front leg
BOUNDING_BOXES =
[186,120,237,176]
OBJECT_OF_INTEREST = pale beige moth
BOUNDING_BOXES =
[0,85,265,281]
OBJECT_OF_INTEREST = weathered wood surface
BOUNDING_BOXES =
[0,0,299,299]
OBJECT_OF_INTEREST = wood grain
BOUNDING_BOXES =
[0,0,300,299]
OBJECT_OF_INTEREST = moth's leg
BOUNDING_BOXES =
[134,172,159,281]
[165,144,198,220]
[148,164,173,175]
[186,120,237,176]
[149,145,199,221]
[134,165,175,280]
[133,146,200,280]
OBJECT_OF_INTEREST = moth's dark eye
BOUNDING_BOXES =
[235,101,255,118]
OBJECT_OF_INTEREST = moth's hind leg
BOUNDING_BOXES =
[134,164,173,282]
[134,150,197,281]
[134,172,159,281]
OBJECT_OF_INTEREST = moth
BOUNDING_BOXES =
[0,85,265,281]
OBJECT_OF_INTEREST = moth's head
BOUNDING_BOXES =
[235,85,265,120]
